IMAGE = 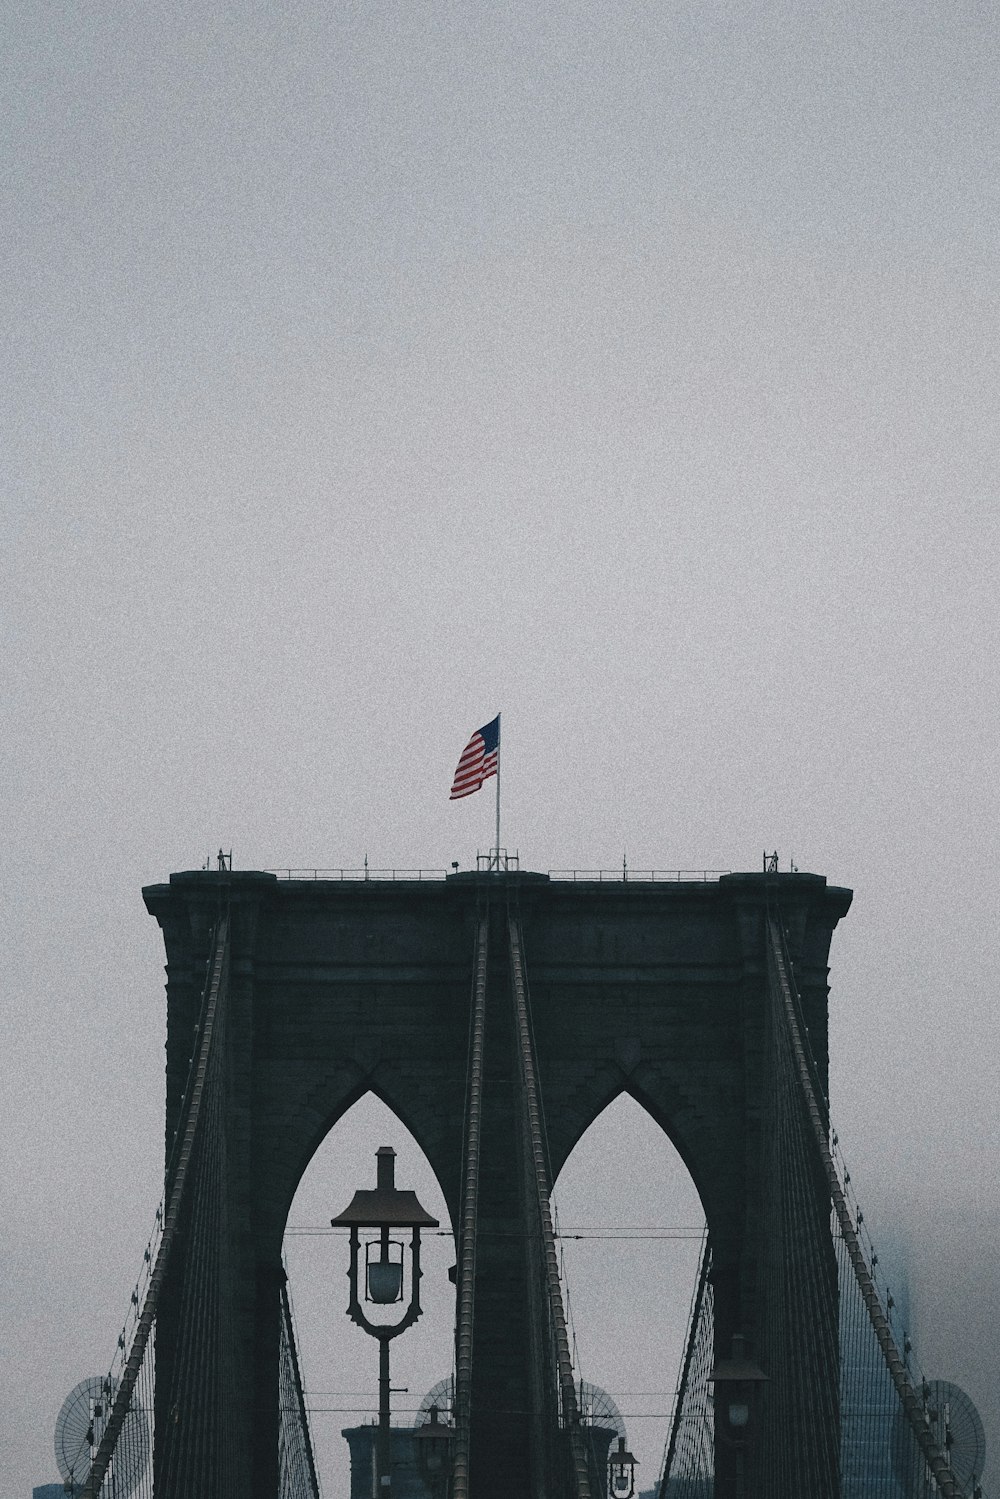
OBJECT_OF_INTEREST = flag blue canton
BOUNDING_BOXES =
[478,715,500,754]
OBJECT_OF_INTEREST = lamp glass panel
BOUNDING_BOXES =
[728,1399,750,1429]
[367,1260,403,1303]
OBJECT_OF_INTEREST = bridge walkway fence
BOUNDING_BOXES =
[658,900,981,1499]
[82,905,321,1499]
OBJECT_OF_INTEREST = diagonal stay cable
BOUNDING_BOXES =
[766,914,960,1499]
[657,1233,712,1498]
[82,912,231,1499]
[508,911,592,1499]
[280,1277,322,1499]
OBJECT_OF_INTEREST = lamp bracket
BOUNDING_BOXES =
[345,1226,426,1341]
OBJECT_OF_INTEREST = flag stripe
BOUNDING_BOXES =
[449,722,500,800]
[450,768,497,798]
[451,759,498,792]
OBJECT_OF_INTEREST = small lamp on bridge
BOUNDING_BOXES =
[331,1146,439,1494]
[608,1435,638,1498]
[709,1332,768,1436]
[414,1403,453,1494]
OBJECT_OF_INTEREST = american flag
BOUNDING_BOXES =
[449,715,500,800]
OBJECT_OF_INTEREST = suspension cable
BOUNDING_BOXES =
[766,915,960,1499]
[451,904,490,1499]
[657,1233,712,1498]
[508,911,593,1499]
[82,913,231,1499]
[279,1276,322,1499]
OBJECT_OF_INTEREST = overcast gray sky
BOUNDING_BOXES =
[3,2,999,1493]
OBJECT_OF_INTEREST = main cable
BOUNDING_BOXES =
[766,914,960,1499]
[508,910,592,1499]
[450,901,490,1499]
[83,912,231,1499]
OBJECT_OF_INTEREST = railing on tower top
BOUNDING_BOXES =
[266,864,730,881]
[263,869,734,875]
[267,867,450,880]
[547,868,730,882]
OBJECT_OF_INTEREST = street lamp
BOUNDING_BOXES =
[413,1402,453,1496]
[608,1435,638,1497]
[708,1332,768,1499]
[331,1146,439,1496]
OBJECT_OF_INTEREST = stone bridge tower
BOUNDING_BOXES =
[143,867,851,1498]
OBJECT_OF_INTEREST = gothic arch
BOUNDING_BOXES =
[259,1070,457,1263]
[551,1093,707,1476]
[282,1091,457,1496]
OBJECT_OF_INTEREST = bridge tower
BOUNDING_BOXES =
[143,866,851,1498]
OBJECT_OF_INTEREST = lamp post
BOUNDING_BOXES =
[708,1332,768,1499]
[331,1146,439,1496]
[608,1435,638,1498]
[414,1402,453,1497]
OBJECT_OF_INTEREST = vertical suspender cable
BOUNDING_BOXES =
[766,916,960,1499]
[508,913,592,1499]
[82,913,231,1499]
[451,907,490,1499]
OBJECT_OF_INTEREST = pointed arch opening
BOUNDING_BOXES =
[282,1092,457,1496]
[551,1092,707,1492]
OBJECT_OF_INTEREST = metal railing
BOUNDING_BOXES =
[265,865,730,883]
[476,849,520,872]
[267,868,449,881]
[547,869,730,882]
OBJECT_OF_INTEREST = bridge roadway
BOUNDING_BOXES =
[142,866,851,1498]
